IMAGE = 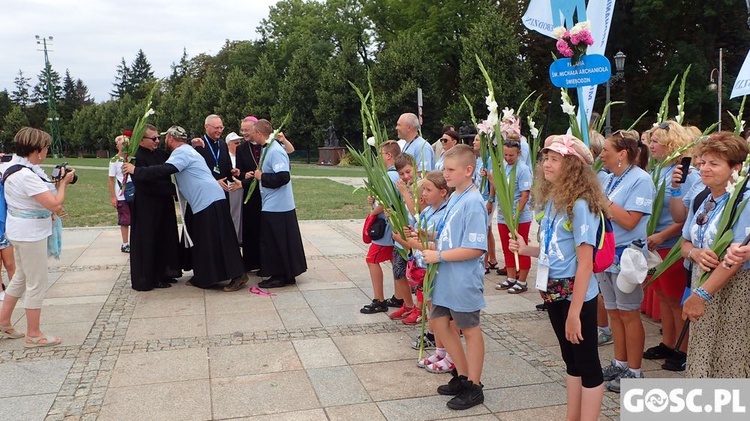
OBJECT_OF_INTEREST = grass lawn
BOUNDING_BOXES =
[60,168,368,227]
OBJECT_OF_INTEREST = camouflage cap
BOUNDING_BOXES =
[161,125,188,139]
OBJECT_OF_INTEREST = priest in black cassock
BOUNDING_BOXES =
[129,124,181,291]
[193,114,234,189]
[235,117,263,272]
[251,119,307,288]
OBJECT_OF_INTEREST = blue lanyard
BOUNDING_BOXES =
[543,202,558,255]
[422,201,448,227]
[605,164,633,196]
[435,186,474,241]
[697,193,729,248]
[204,135,221,165]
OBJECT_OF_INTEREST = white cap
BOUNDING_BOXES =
[225,132,242,143]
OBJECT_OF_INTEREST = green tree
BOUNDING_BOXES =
[1,105,30,152]
[110,57,132,100]
[192,69,222,135]
[245,53,279,119]
[219,68,250,132]
[11,70,32,107]
[0,90,12,122]
[32,66,62,105]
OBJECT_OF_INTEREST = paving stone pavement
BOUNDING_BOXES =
[0,221,680,420]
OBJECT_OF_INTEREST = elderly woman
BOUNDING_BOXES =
[643,121,701,371]
[434,128,460,171]
[681,131,750,378]
[597,129,654,392]
[0,127,75,348]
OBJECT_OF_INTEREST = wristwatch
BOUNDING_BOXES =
[488,197,496,203]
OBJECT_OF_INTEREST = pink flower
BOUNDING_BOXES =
[556,40,574,58]
[477,121,494,134]
[581,31,594,46]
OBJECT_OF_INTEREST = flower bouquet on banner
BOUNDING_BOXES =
[243,113,291,204]
[553,21,594,65]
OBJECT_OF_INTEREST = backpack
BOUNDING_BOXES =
[0,164,31,236]
[593,211,616,273]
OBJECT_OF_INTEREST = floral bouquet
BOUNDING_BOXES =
[553,21,594,64]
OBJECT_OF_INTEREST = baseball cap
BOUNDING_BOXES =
[161,125,188,139]
[225,132,242,143]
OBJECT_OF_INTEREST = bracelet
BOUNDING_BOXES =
[438,251,445,263]
[687,248,695,262]
[487,197,496,203]
[693,287,712,302]
[669,188,683,198]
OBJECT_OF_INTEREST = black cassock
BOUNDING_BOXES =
[235,141,263,271]
[129,145,181,291]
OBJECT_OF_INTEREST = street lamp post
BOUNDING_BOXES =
[604,51,627,137]
[708,48,723,131]
[35,35,62,158]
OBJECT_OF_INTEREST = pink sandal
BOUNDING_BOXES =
[425,357,454,374]
[416,353,442,368]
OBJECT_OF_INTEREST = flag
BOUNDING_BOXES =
[731,50,750,99]
[578,0,617,127]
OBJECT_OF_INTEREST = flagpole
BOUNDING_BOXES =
[718,48,723,131]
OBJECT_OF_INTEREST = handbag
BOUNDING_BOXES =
[539,277,575,303]
[123,181,135,203]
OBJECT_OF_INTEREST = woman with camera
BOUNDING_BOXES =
[0,127,75,348]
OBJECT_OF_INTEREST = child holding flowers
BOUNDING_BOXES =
[423,144,488,410]
[388,153,418,320]
[509,134,606,421]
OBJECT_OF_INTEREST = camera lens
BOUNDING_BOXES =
[70,173,78,185]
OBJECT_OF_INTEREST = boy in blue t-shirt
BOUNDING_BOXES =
[423,144,488,410]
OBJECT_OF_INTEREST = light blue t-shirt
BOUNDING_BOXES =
[372,167,400,247]
[682,174,705,210]
[601,166,655,248]
[651,164,701,249]
[520,136,532,169]
[430,187,488,312]
[498,161,533,224]
[597,168,610,184]
[410,201,449,269]
[540,199,600,302]
[683,190,750,271]
[260,141,295,212]
[167,144,226,214]
[402,136,434,171]
[435,154,444,171]
[473,156,492,201]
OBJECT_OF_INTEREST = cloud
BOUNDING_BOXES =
[0,0,276,102]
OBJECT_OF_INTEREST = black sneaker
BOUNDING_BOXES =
[121,244,130,253]
[446,378,484,410]
[536,302,548,311]
[437,369,465,396]
[383,295,404,308]
[360,299,388,314]
[662,352,686,372]
[411,332,436,350]
[644,342,676,360]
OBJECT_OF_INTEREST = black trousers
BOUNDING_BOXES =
[547,296,604,388]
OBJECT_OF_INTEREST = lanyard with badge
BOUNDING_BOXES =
[535,202,557,292]
[204,135,221,174]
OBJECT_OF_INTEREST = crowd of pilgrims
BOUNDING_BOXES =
[358,112,750,414]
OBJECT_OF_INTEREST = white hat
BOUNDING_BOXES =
[225,132,242,143]
[617,247,648,293]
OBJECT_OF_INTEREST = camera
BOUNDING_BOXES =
[51,162,78,185]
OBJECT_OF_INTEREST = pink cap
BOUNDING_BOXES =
[243,116,258,123]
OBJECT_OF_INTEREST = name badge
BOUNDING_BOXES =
[213,165,220,174]
[535,253,550,292]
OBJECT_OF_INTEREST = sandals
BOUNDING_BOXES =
[0,325,25,339]
[495,279,516,290]
[425,358,454,374]
[417,353,442,368]
[24,335,62,348]
[507,283,528,294]
[484,262,498,275]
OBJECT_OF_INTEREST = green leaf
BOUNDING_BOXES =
[644,238,683,289]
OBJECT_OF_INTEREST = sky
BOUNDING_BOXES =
[0,0,278,102]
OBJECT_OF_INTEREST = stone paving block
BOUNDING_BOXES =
[292,338,347,369]
[73,254,130,267]
[296,278,356,291]
[495,404,611,421]
[137,281,205,299]
[205,311,284,336]
[109,348,209,387]
[325,402,386,421]
[481,351,555,389]
[124,315,206,342]
[482,294,539,314]
[45,281,115,299]
[131,296,205,318]
[0,393,57,421]
[99,379,211,421]
[278,307,322,330]
[351,360,447,402]
[209,342,301,378]
[0,359,73,397]
[483,383,568,413]
[28,303,104,325]
[271,291,311,309]
[302,288,371,307]
[306,366,370,406]
[333,332,416,365]
[311,304,391,327]
[509,320,558,347]
[211,371,319,419]
[232,408,328,421]
[376,395,490,420]
[43,295,109,307]
[0,321,94,350]
[55,269,121,284]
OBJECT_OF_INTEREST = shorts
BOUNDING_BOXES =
[392,248,407,280]
[0,236,10,250]
[430,304,481,329]
[650,247,688,299]
[366,244,393,264]
[116,201,131,226]
[597,271,644,311]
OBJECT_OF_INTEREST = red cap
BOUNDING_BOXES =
[122,130,133,137]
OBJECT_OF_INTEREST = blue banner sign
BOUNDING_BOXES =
[549,54,612,88]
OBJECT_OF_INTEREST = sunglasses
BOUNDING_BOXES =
[504,141,520,148]
[144,136,160,141]
[696,197,717,226]
[439,138,452,143]
[658,122,670,131]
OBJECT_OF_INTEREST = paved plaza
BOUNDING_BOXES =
[0,220,681,420]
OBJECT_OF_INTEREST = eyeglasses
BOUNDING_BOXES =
[207,125,224,131]
[144,136,159,141]
[439,138,452,143]
[504,141,520,148]
[696,198,717,226]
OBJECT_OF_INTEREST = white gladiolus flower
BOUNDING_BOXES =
[146,108,155,116]
[552,26,567,39]
[727,179,736,195]
[486,112,499,128]
[502,107,515,122]
[732,170,740,182]
[742,120,746,132]
[366,136,376,147]
[530,126,539,138]
[561,101,576,116]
